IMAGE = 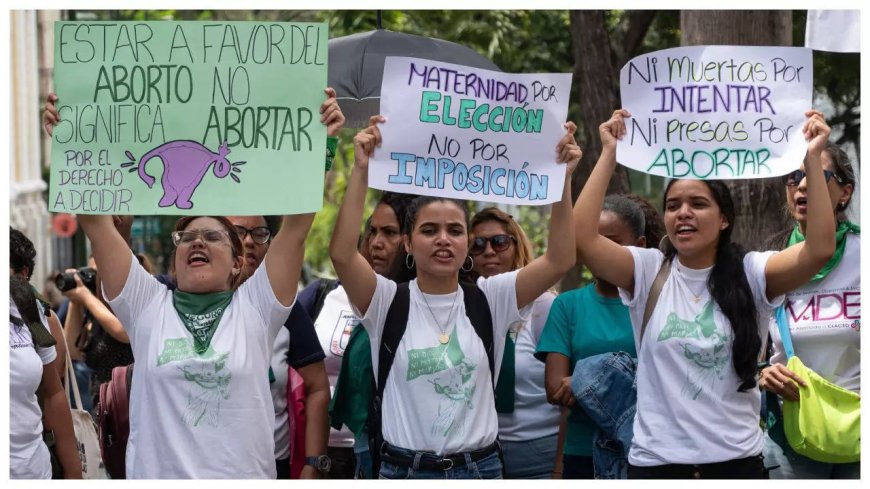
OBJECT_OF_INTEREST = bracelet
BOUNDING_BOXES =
[325,136,338,171]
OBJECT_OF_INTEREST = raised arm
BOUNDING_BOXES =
[265,88,345,306]
[328,116,383,316]
[78,215,132,301]
[572,110,636,293]
[514,123,580,309]
[764,110,836,299]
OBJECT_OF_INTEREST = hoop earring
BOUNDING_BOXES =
[461,256,474,272]
[405,254,415,269]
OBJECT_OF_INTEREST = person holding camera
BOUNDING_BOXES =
[62,257,133,410]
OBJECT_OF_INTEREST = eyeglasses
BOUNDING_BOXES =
[469,234,516,256]
[781,169,843,187]
[171,229,231,247]
[234,225,271,245]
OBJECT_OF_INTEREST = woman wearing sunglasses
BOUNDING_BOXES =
[760,142,859,479]
[68,90,341,479]
[467,207,560,479]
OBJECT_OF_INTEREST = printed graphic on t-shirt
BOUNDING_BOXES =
[784,288,860,332]
[657,301,729,400]
[9,323,33,350]
[405,327,476,438]
[157,338,232,427]
[330,310,357,356]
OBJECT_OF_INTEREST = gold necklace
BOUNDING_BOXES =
[420,287,459,344]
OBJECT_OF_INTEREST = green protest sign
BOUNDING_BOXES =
[49,21,328,215]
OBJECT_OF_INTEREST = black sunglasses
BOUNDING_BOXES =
[781,169,843,187]
[234,225,272,244]
[470,234,516,256]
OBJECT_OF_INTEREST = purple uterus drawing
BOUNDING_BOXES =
[122,141,245,210]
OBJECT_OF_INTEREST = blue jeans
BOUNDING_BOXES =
[353,432,373,479]
[563,454,595,479]
[501,434,558,479]
[379,446,503,479]
[70,360,93,412]
[763,421,860,479]
[572,351,637,479]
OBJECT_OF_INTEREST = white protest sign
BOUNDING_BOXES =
[806,10,860,53]
[370,56,572,205]
[618,46,812,180]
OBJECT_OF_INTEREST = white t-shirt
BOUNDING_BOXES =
[313,285,359,448]
[9,300,57,480]
[356,272,528,455]
[108,253,292,479]
[619,247,782,466]
[770,233,860,392]
[497,291,561,441]
[271,327,292,460]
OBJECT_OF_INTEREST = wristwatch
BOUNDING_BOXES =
[304,455,332,474]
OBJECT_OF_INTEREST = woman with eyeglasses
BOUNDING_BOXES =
[467,207,561,479]
[572,109,835,479]
[760,142,859,479]
[328,115,580,479]
[68,90,341,479]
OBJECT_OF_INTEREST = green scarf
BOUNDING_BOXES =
[173,290,234,354]
[788,220,860,281]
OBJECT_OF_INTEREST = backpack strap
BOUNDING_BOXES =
[640,258,671,349]
[460,282,495,386]
[774,305,794,359]
[377,282,411,398]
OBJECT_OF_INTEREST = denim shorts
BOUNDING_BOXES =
[378,445,503,479]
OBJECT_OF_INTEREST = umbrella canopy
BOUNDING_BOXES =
[328,29,502,128]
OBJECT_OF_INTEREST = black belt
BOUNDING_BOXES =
[380,441,500,471]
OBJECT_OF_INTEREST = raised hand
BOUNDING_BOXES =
[556,121,582,175]
[803,109,831,158]
[352,115,384,171]
[599,108,631,151]
[321,87,346,137]
[42,92,60,136]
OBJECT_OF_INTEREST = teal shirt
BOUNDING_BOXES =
[535,284,635,456]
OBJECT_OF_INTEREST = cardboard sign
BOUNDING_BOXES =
[618,45,813,180]
[370,56,572,205]
[49,21,328,215]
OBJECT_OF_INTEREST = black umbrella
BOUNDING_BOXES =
[328,28,502,128]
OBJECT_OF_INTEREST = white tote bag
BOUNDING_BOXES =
[64,347,108,479]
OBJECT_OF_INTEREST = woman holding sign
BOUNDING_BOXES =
[329,115,580,479]
[760,141,859,479]
[67,89,342,479]
[572,109,835,479]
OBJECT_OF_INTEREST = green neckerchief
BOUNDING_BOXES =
[788,220,860,281]
[172,290,234,354]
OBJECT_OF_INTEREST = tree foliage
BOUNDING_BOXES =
[62,10,860,279]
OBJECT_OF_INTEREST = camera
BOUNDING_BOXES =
[55,267,97,293]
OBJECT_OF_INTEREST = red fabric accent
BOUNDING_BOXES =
[287,367,307,479]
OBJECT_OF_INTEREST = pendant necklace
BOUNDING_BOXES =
[679,266,707,304]
[421,286,459,344]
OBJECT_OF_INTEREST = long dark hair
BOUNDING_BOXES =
[663,180,760,392]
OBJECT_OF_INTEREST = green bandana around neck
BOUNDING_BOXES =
[788,220,860,281]
[172,290,234,354]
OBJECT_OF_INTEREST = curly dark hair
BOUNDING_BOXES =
[10,227,36,279]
